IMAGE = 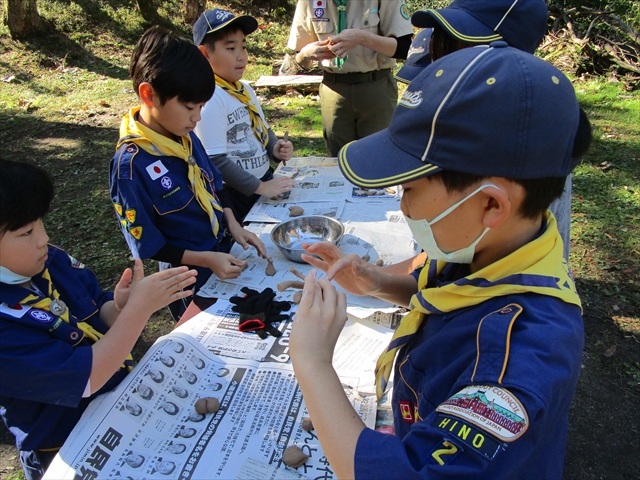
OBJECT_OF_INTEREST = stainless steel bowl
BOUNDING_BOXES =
[270,215,344,263]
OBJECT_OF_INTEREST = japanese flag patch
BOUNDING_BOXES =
[0,302,30,318]
[146,160,169,180]
[313,0,326,8]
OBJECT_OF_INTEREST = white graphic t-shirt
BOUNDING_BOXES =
[196,81,270,180]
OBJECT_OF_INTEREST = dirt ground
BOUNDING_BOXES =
[0,121,638,479]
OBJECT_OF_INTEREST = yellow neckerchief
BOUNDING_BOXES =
[375,212,581,400]
[21,269,134,369]
[214,76,269,147]
[117,106,223,236]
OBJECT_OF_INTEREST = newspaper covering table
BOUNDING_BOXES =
[44,305,393,480]
[199,157,420,312]
[44,156,409,479]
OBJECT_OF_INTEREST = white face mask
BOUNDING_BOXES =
[0,266,32,285]
[404,184,498,264]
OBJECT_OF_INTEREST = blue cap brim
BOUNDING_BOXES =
[339,130,442,188]
[412,9,502,44]
[395,62,430,84]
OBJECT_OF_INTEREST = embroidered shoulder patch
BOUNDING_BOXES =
[436,385,528,442]
[67,254,86,269]
[400,3,410,20]
[130,226,143,240]
[432,414,503,460]
[113,203,123,216]
[125,209,136,224]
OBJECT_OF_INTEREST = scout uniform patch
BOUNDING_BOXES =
[67,254,86,269]
[125,209,136,224]
[113,203,123,216]
[436,385,529,442]
[130,226,143,240]
[146,160,169,180]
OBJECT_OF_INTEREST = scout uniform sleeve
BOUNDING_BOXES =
[287,1,318,52]
[378,0,414,39]
[0,317,92,407]
[353,300,582,479]
[109,144,170,260]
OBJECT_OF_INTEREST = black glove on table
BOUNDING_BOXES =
[229,287,291,338]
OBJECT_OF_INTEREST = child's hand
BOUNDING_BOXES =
[273,139,293,163]
[229,224,268,259]
[291,270,348,367]
[256,176,296,198]
[202,251,248,280]
[301,242,383,296]
[125,260,197,317]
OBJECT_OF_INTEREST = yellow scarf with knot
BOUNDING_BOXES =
[215,76,269,147]
[117,107,224,236]
[374,212,582,400]
[21,269,133,369]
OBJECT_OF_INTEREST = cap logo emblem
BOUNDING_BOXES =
[408,46,425,57]
[399,90,423,109]
[216,11,231,20]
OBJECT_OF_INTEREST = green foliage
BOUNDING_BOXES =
[554,0,640,29]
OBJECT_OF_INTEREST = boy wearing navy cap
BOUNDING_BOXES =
[289,44,590,479]
[395,28,432,84]
[193,9,295,222]
[109,26,266,320]
[0,160,196,480]
[400,0,575,262]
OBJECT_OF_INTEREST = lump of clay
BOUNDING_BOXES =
[292,291,302,304]
[288,206,304,217]
[375,258,384,267]
[301,417,314,432]
[283,445,309,468]
[265,257,276,276]
[361,254,370,262]
[194,397,220,414]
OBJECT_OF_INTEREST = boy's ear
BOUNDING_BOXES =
[138,82,155,107]
[481,185,511,229]
[198,45,211,61]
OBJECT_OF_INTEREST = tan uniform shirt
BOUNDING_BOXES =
[287,0,413,74]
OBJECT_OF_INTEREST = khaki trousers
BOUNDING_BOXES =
[320,72,398,157]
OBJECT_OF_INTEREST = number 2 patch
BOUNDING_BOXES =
[429,439,461,466]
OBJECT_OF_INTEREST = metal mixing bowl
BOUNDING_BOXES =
[270,215,344,263]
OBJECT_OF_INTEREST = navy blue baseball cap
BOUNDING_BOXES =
[338,43,580,188]
[411,0,548,54]
[193,9,258,46]
[395,29,433,84]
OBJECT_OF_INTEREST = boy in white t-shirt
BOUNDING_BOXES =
[194,9,295,221]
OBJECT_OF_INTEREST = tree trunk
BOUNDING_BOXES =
[137,0,160,23]
[5,0,43,38]
[184,0,205,25]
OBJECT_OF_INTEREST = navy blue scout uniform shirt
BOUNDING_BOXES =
[0,245,129,453]
[354,263,583,479]
[109,131,227,266]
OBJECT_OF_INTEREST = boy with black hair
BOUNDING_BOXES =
[110,26,266,320]
[193,9,296,222]
[399,0,574,262]
[0,159,196,480]
[289,44,590,479]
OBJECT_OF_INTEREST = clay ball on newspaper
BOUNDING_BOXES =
[195,397,220,414]
[283,445,309,468]
[301,417,314,432]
